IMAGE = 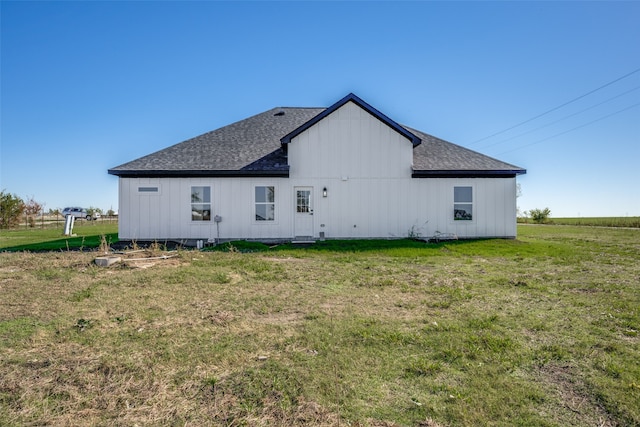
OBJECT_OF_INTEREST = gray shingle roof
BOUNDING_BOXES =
[408,127,526,177]
[108,97,525,178]
[108,107,324,177]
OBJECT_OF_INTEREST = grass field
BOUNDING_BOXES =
[1,225,639,426]
[519,216,640,228]
[550,217,640,228]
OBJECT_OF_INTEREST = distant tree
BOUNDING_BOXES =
[23,196,43,228]
[528,207,551,224]
[106,208,116,217]
[0,190,25,229]
[516,183,523,218]
[87,206,103,219]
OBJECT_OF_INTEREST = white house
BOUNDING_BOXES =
[108,93,526,243]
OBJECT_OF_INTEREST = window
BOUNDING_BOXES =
[191,186,211,221]
[296,190,311,213]
[255,186,275,221]
[454,186,473,221]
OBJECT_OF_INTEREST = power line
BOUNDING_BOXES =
[497,102,640,155]
[479,85,640,149]
[469,67,640,145]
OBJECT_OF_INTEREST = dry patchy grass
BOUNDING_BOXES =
[1,226,639,426]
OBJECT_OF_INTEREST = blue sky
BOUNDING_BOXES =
[1,1,639,217]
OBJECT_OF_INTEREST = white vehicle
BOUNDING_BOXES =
[62,207,100,221]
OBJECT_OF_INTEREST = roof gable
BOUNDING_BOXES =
[280,93,421,147]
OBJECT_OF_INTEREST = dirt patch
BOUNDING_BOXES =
[257,311,305,326]
[261,256,309,263]
[534,363,618,426]
[102,249,186,269]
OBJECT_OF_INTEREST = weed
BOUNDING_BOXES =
[69,286,93,302]
[403,359,442,377]
[99,234,109,253]
[74,318,92,331]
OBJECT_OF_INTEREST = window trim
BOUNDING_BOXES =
[254,185,276,222]
[453,185,474,222]
[191,186,211,222]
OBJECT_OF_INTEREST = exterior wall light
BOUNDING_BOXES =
[323,187,328,198]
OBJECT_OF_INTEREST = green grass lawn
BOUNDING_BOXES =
[0,222,118,251]
[1,225,639,426]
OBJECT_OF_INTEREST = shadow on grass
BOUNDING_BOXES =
[3,234,531,257]
[204,238,498,254]
[1,233,119,252]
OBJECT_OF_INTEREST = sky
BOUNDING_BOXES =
[1,1,639,218]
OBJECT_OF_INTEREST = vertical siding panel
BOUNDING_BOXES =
[318,120,329,179]
[308,125,319,178]
[498,180,504,237]
[497,179,507,236]
[129,179,140,240]
[178,179,188,239]
[479,179,489,236]
[361,179,371,237]
[149,182,161,239]
[217,178,231,239]
[503,179,511,237]
[500,179,508,237]
[340,180,351,238]
[496,179,506,237]
[340,115,350,178]
[170,179,180,239]
[123,178,132,239]
[118,179,127,239]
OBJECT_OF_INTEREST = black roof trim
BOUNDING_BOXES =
[280,93,422,146]
[412,169,526,178]
[108,169,289,178]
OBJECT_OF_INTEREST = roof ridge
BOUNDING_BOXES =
[280,93,421,146]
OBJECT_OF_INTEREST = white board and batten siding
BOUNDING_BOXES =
[287,101,518,239]
[118,101,518,241]
[119,177,293,241]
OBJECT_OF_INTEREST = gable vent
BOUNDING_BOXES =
[274,110,285,116]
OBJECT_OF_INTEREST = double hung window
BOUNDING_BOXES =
[454,186,473,221]
[255,186,275,221]
[191,186,211,221]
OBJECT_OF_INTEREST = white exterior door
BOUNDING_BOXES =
[294,187,313,237]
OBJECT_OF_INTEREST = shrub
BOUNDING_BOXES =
[0,190,25,229]
[528,208,551,224]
